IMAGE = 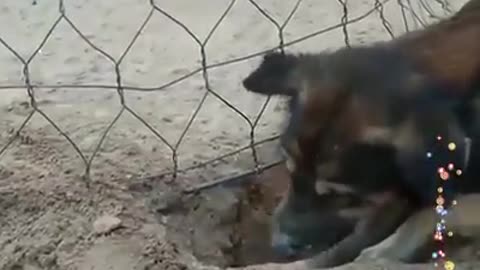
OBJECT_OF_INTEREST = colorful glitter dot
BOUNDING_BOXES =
[456,169,462,176]
[448,142,456,151]
[436,196,445,205]
[427,152,433,158]
[438,187,444,193]
[448,163,454,171]
[444,260,455,270]
[438,167,445,174]
[437,135,442,141]
[448,231,453,237]
[439,250,445,257]
[452,200,457,206]
[440,171,450,180]
[432,252,438,259]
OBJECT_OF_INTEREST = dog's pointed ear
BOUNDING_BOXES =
[242,52,300,97]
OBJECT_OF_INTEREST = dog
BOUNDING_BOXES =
[242,0,480,267]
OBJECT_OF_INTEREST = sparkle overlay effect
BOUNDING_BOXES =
[429,135,461,270]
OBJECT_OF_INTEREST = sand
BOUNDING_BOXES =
[0,0,477,269]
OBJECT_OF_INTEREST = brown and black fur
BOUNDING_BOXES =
[242,0,480,267]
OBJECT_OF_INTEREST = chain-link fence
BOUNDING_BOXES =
[0,0,462,191]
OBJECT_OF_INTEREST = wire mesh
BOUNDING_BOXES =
[0,0,459,188]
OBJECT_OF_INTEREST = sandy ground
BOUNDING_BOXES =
[0,0,478,269]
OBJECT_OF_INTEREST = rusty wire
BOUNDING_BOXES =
[0,0,456,186]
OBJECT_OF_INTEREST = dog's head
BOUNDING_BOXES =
[243,49,470,201]
[242,52,301,97]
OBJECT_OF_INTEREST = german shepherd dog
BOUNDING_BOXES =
[242,0,480,268]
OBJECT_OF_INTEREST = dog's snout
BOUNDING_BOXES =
[271,232,303,257]
[242,76,253,90]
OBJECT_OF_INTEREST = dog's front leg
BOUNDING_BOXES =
[304,197,413,268]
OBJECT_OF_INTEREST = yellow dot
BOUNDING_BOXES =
[437,187,443,193]
[456,169,462,176]
[444,260,455,270]
[448,142,456,151]
[448,231,453,237]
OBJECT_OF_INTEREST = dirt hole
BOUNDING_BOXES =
[138,165,301,268]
